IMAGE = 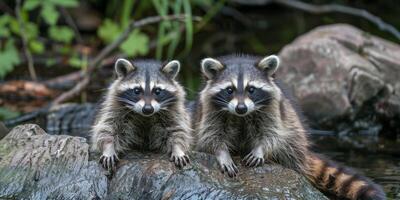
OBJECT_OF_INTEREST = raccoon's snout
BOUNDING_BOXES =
[142,104,154,115]
[235,103,247,115]
[227,98,255,116]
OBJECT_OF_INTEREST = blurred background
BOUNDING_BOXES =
[0,0,399,198]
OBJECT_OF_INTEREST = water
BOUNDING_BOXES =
[313,135,400,199]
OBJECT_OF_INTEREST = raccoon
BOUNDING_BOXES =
[195,54,385,200]
[92,58,192,170]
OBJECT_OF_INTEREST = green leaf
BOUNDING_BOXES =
[49,0,79,7]
[0,29,10,37]
[59,45,72,55]
[24,22,39,40]
[29,40,45,54]
[45,58,57,67]
[48,26,74,43]
[23,0,41,10]
[0,107,20,120]
[120,30,149,56]
[8,16,38,40]
[0,15,11,26]
[97,19,121,44]
[0,40,21,79]
[0,15,11,37]
[68,57,83,68]
[9,18,20,35]
[41,4,59,25]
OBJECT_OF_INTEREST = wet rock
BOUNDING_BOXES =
[0,124,328,200]
[108,153,327,200]
[277,24,400,135]
[0,124,107,199]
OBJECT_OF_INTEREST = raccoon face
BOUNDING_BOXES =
[114,58,181,117]
[201,55,280,116]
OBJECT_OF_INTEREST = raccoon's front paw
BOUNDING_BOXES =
[219,160,239,178]
[170,145,190,168]
[243,150,264,167]
[170,151,190,168]
[216,150,238,177]
[99,153,119,171]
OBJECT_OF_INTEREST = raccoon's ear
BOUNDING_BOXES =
[115,58,135,78]
[201,58,224,79]
[162,60,180,79]
[257,55,280,76]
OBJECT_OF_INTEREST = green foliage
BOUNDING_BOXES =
[23,0,42,10]
[48,26,74,43]
[0,0,80,78]
[0,107,20,120]
[151,0,194,59]
[24,0,79,25]
[120,0,135,28]
[1,0,202,80]
[68,56,83,68]
[29,40,45,54]
[97,0,196,59]
[0,15,12,37]
[120,30,150,56]
[68,53,87,69]
[97,19,121,44]
[182,0,193,55]
[0,40,21,79]
[97,19,150,57]
[41,3,59,25]
[48,0,79,7]
[9,19,39,41]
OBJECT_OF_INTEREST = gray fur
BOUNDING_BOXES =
[92,59,192,170]
[195,54,309,176]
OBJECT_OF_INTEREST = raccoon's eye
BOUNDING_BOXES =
[153,88,162,95]
[226,87,234,94]
[248,86,256,94]
[133,87,142,94]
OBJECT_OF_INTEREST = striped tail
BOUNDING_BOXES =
[305,152,386,200]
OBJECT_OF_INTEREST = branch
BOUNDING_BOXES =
[52,76,90,105]
[16,0,37,81]
[52,14,201,105]
[59,7,83,44]
[44,55,119,89]
[232,0,400,41]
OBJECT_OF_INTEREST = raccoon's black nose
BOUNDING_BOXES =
[142,105,154,115]
[235,103,247,115]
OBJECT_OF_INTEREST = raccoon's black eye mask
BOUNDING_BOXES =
[248,87,271,105]
[211,90,233,108]
[117,88,142,106]
[154,89,176,104]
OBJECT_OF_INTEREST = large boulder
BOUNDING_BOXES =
[0,124,328,200]
[277,24,400,136]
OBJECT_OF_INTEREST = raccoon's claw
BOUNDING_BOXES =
[216,150,238,177]
[243,152,264,167]
[221,162,239,178]
[170,154,190,168]
[99,154,119,171]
